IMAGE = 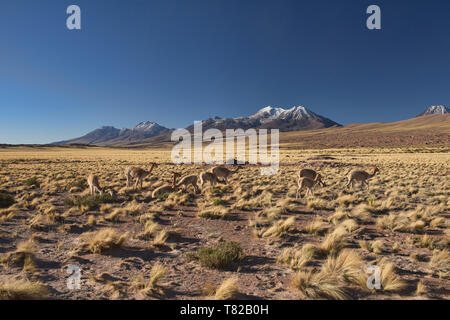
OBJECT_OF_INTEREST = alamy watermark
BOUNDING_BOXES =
[66,265,81,290]
[66,5,81,30]
[65,5,381,31]
[365,265,381,290]
[171,121,279,175]
[366,5,381,30]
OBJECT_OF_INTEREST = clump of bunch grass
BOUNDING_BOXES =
[256,217,295,240]
[187,241,244,270]
[79,228,127,254]
[197,204,230,220]
[415,281,428,297]
[277,245,315,270]
[291,250,366,300]
[429,249,449,277]
[365,259,407,293]
[1,241,36,270]
[150,229,181,249]
[317,227,348,257]
[336,194,359,206]
[0,279,48,300]
[290,227,348,263]
[304,218,329,236]
[306,198,330,210]
[291,270,348,300]
[214,276,240,300]
[412,234,438,250]
[131,263,167,297]
[359,240,384,254]
[27,212,61,231]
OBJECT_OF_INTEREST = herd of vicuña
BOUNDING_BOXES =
[87,164,380,200]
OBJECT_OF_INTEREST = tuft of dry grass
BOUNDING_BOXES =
[336,195,358,206]
[415,281,428,297]
[277,246,313,270]
[214,276,240,300]
[256,217,295,240]
[318,227,348,257]
[320,250,366,287]
[306,198,329,210]
[291,270,350,300]
[1,241,36,270]
[150,229,180,249]
[339,219,359,233]
[0,279,49,300]
[291,249,367,300]
[328,209,348,225]
[79,228,127,254]
[131,263,167,297]
[429,249,449,277]
[376,259,408,293]
[371,240,384,254]
[348,204,372,223]
[304,218,329,236]
[197,205,230,220]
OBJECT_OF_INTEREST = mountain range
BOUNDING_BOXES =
[53,106,339,146]
[53,121,171,146]
[53,105,449,147]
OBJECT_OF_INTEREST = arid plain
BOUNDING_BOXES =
[0,142,448,300]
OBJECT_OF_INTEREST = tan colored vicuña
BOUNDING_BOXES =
[176,174,200,194]
[212,166,241,184]
[152,172,180,198]
[125,163,157,190]
[296,174,324,199]
[87,174,103,195]
[199,171,220,190]
[298,168,319,180]
[346,166,379,189]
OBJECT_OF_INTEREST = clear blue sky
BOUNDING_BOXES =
[1,0,450,144]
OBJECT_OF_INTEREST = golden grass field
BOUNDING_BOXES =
[0,146,448,300]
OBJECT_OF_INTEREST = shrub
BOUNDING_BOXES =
[24,177,40,188]
[0,193,14,209]
[211,198,224,206]
[189,241,244,269]
[65,193,115,210]
[65,178,88,191]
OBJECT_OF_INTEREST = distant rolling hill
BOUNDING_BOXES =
[280,114,450,149]
[109,114,450,149]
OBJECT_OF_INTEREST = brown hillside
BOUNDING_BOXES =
[280,114,450,149]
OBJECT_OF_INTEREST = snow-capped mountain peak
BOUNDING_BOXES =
[250,106,314,122]
[417,105,449,117]
[283,106,312,120]
[131,121,159,131]
[250,106,285,120]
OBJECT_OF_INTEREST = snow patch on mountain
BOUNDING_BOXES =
[416,105,449,117]
[131,121,160,131]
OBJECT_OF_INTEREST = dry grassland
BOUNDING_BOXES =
[0,146,448,300]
